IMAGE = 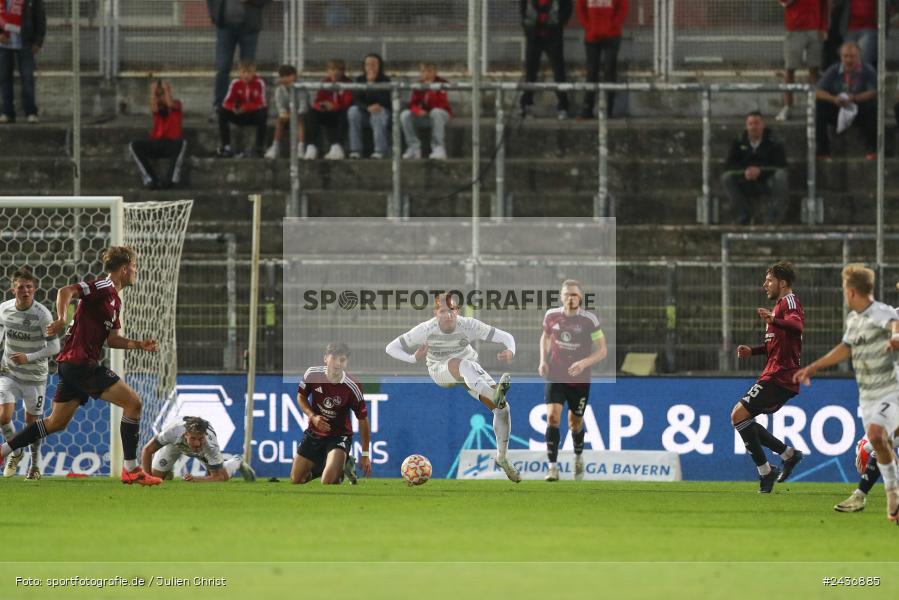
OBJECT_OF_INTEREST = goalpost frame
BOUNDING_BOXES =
[0,197,125,476]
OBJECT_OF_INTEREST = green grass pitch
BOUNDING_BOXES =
[1,478,896,599]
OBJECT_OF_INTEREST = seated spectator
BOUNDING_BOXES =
[815,41,876,160]
[128,80,187,190]
[0,0,45,124]
[720,111,788,225]
[217,60,267,158]
[400,62,452,160]
[304,58,352,160]
[347,53,391,159]
[265,64,309,160]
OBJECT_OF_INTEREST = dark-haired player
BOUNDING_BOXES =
[386,294,521,482]
[291,342,372,485]
[0,267,59,480]
[140,416,255,482]
[0,246,162,485]
[733,260,805,493]
[539,279,606,482]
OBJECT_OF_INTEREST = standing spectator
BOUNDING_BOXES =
[831,0,898,69]
[776,0,828,122]
[0,0,45,123]
[576,0,628,120]
[208,0,270,114]
[519,0,572,120]
[217,60,267,158]
[720,111,789,225]
[304,58,352,160]
[129,80,187,190]
[815,41,876,160]
[264,64,308,160]
[400,62,452,160]
[347,53,391,159]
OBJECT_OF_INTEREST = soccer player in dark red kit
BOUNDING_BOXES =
[538,279,607,482]
[290,342,372,485]
[734,260,805,493]
[0,246,162,485]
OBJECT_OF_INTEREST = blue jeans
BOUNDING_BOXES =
[347,105,391,155]
[0,47,37,118]
[214,24,259,107]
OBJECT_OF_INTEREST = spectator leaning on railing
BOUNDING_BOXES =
[720,111,789,226]
[0,0,45,124]
[400,62,452,160]
[814,41,876,161]
[519,0,572,120]
[347,53,391,159]
[776,0,828,123]
[208,0,270,116]
[576,0,628,120]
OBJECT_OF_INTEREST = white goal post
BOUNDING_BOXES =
[0,197,193,477]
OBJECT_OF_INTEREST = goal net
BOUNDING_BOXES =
[0,197,193,476]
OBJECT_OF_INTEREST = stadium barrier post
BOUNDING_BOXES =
[391,85,402,219]
[297,0,305,72]
[698,87,711,224]
[471,3,482,230]
[244,194,262,464]
[481,0,489,75]
[876,0,886,298]
[112,0,120,78]
[719,235,731,373]
[72,0,81,196]
[289,84,300,218]
[109,197,124,477]
[805,86,817,224]
[665,261,678,373]
[494,87,505,220]
[653,0,661,77]
[596,86,608,220]
[665,0,674,80]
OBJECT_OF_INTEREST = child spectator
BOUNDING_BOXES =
[304,58,352,160]
[128,80,187,189]
[264,64,309,160]
[347,53,391,159]
[217,60,267,158]
[399,62,452,160]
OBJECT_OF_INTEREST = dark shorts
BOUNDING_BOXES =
[53,361,120,406]
[545,382,590,417]
[297,432,352,467]
[739,380,796,417]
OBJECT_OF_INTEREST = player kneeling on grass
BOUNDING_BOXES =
[0,247,162,485]
[140,416,256,483]
[291,342,372,485]
[386,293,520,482]
[835,433,899,513]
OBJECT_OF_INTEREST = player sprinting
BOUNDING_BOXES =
[0,246,163,485]
[794,264,899,523]
[386,293,521,482]
[834,434,899,513]
[539,279,607,482]
[733,260,805,493]
[140,416,256,482]
[291,342,372,485]
[0,267,60,480]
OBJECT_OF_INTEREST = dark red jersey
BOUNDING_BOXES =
[542,307,603,385]
[756,292,804,393]
[298,366,368,437]
[56,277,122,366]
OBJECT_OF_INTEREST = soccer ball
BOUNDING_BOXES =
[401,454,432,486]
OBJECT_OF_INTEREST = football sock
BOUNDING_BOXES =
[859,460,881,495]
[458,359,495,402]
[29,440,41,468]
[493,403,511,460]
[223,455,242,477]
[779,446,794,460]
[120,416,141,464]
[879,458,899,489]
[6,419,48,453]
[573,427,586,455]
[753,422,788,455]
[546,425,560,462]
[735,418,768,468]
[0,421,14,441]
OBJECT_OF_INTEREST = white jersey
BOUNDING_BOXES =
[842,300,899,404]
[398,316,498,368]
[154,422,224,468]
[0,299,55,383]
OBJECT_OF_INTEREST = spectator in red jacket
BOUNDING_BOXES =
[128,80,187,189]
[776,0,829,122]
[400,62,452,160]
[304,58,352,160]
[217,60,268,158]
[577,0,628,119]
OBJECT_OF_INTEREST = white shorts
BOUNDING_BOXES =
[0,376,46,416]
[427,358,496,389]
[860,392,899,440]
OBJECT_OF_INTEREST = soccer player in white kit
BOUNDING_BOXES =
[0,267,59,480]
[386,293,521,482]
[140,416,256,482]
[794,264,899,523]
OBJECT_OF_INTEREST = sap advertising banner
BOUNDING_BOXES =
[22,375,862,481]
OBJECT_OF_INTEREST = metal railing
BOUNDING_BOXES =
[290,80,819,224]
